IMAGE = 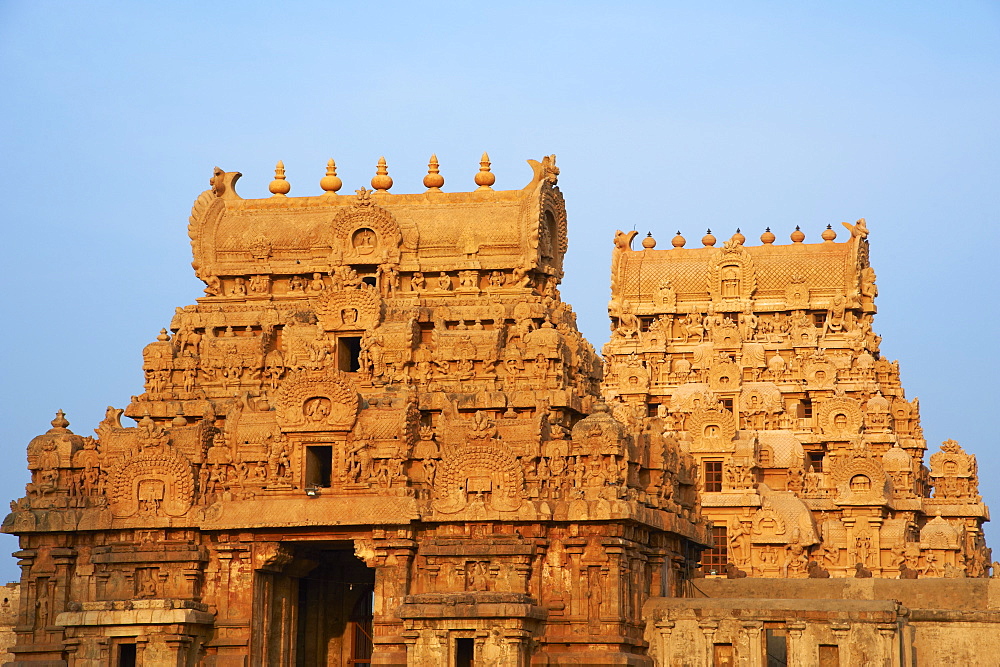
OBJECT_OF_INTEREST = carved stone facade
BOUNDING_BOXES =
[4,155,994,666]
[602,225,991,581]
[3,156,710,666]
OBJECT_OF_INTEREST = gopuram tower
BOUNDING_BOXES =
[601,225,990,580]
[3,156,710,666]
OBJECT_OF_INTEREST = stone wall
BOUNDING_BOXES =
[0,582,19,665]
[691,577,1000,610]
[645,578,1000,666]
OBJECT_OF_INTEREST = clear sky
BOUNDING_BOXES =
[1,1,997,583]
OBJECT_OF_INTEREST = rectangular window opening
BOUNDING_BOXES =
[721,398,734,412]
[704,460,723,493]
[702,525,728,575]
[338,336,362,373]
[306,445,333,488]
[455,637,475,667]
[801,399,813,419]
[808,451,825,473]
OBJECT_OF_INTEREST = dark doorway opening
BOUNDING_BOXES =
[456,637,475,667]
[294,548,375,667]
[117,643,137,667]
[254,543,375,666]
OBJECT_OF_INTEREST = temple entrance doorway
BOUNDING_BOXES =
[296,548,375,666]
[254,542,375,666]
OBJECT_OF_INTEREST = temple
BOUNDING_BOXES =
[2,155,996,666]
[2,156,710,666]
[601,225,990,580]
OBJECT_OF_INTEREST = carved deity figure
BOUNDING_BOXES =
[738,305,758,341]
[826,294,847,332]
[360,333,386,380]
[346,438,373,484]
[36,441,60,493]
[249,274,270,295]
[860,266,878,309]
[610,301,640,339]
[303,397,332,423]
[729,520,750,565]
[378,262,400,296]
[72,437,101,496]
[309,273,326,292]
[459,271,478,289]
[267,438,292,483]
[204,275,222,296]
[683,313,705,342]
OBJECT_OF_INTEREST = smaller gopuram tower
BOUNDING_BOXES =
[601,224,990,579]
[4,155,710,666]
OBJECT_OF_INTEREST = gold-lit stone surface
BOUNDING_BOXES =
[2,156,993,666]
[602,224,989,580]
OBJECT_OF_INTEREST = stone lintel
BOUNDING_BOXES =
[54,608,216,627]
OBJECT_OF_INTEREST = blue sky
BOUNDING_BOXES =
[1,1,997,582]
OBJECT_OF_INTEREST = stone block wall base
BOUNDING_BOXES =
[531,650,652,666]
[202,656,248,667]
[371,650,407,666]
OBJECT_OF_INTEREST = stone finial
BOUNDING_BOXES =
[760,227,775,245]
[269,161,291,196]
[320,159,343,195]
[732,228,746,244]
[371,156,393,192]
[474,152,496,190]
[702,229,716,247]
[642,232,656,249]
[821,224,837,242]
[672,231,686,248]
[423,154,444,192]
[157,328,170,342]
[791,225,805,243]
[51,409,69,430]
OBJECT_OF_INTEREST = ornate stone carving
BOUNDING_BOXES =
[433,412,524,514]
[817,396,863,437]
[708,240,757,306]
[331,198,403,264]
[108,426,194,518]
[930,440,979,500]
[313,288,381,332]
[274,370,360,431]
